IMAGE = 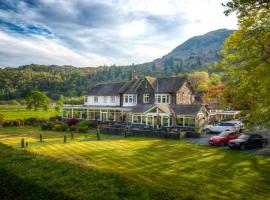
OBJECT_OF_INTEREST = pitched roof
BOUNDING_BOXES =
[144,76,156,88]
[119,80,144,94]
[131,104,204,115]
[155,77,187,93]
[130,104,155,113]
[88,82,126,96]
[170,104,203,115]
[88,76,190,96]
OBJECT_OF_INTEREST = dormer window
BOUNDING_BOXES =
[143,93,149,103]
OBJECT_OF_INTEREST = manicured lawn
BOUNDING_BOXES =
[0,105,60,120]
[1,126,270,199]
[0,126,113,146]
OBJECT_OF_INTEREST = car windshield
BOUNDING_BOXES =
[239,134,250,140]
[219,131,230,137]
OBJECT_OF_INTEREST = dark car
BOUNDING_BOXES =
[228,134,268,150]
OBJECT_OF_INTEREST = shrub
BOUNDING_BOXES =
[69,125,76,132]
[12,120,20,126]
[60,123,68,131]
[78,120,91,128]
[25,117,38,125]
[41,122,54,131]
[16,119,25,126]
[54,124,61,131]
[49,116,61,122]
[67,118,78,126]
[3,121,12,127]
[78,126,88,133]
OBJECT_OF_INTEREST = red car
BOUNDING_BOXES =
[208,130,240,146]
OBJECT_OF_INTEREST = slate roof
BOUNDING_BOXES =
[170,104,203,115]
[119,79,144,94]
[154,77,187,93]
[130,104,155,113]
[88,76,189,95]
[130,104,204,115]
[88,82,126,96]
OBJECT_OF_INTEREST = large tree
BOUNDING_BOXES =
[26,90,50,111]
[220,0,270,127]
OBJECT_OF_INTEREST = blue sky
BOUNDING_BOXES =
[0,0,237,67]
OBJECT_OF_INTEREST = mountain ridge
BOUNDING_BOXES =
[0,29,234,100]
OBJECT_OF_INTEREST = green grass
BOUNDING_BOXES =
[0,105,60,120]
[1,126,270,200]
[0,126,113,146]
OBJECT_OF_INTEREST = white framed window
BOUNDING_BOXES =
[94,96,98,103]
[124,94,137,103]
[111,96,115,103]
[103,96,107,103]
[143,93,149,103]
[155,94,170,104]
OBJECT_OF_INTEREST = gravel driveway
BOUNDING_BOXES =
[183,130,270,156]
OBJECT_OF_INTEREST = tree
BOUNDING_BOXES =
[187,71,210,91]
[26,90,50,111]
[55,100,63,112]
[220,0,270,127]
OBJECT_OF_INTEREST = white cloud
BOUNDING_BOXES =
[0,0,237,67]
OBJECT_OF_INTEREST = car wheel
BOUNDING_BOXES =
[262,143,267,148]
[220,142,225,147]
[240,144,246,150]
[205,129,210,134]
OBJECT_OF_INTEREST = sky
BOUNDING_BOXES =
[0,0,237,67]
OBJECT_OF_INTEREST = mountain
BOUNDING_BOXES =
[151,29,234,74]
[0,29,234,100]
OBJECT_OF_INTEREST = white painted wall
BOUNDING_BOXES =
[84,96,120,106]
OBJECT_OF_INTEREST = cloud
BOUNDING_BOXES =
[0,0,237,67]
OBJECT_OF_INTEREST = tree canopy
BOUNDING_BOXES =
[26,90,50,111]
[220,0,270,127]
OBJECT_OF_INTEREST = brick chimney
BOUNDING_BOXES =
[131,70,138,80]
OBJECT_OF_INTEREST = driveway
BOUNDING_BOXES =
[183,130,270,156]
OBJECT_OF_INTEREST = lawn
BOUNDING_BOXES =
[0,126,114,146]
[1,126,270,200]
[0,105,60,120]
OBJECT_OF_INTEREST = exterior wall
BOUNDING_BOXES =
[137,80,155,104]
[122,94,137,107]
[176,81,195,104]
[85,95,120,106]
[154,93,171,104]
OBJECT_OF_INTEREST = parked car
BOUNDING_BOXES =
[227,120,245,131]
[228,134,268,150]
[208,130,240,146]
[204,122,240,134]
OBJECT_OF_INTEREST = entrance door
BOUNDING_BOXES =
[101,112,108,122]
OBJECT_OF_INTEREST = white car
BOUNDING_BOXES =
[227,120,245,131]
[204,122,240,134]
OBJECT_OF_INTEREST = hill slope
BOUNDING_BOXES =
[0,29,234,100]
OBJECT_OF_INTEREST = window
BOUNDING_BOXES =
[103,96,107,103]
[94,96,98,103]
[111,96,115,103]
[124,94,137,104]
[143,93,149,103]
[155,94,170,104]
[124,95,128,103]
